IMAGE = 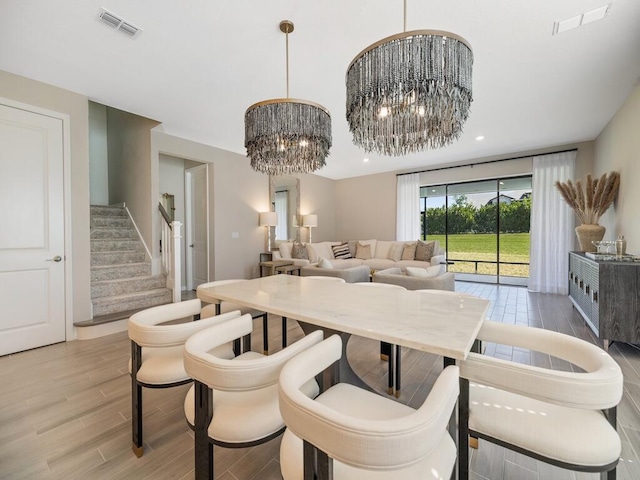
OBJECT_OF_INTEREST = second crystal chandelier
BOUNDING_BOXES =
[346,1,474,156]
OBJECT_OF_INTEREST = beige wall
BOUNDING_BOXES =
[0,69,91,326]
[334,142,594,242]
[299,173,337,243]
[594,84,640,252]
[107,108,159,252]
[89,102,109,205]
[335,172,397,241]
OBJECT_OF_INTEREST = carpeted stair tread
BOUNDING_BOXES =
[91,251,147,266]
[91,263,151,281]
[91,275,167,299]
[92,288,172,317]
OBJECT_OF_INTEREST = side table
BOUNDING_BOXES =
[260,259,293,277]
[275,264,301,276]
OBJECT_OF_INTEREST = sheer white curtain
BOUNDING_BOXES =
[396,173,420,241]
[275,191,288,240]
[529,151,576,294]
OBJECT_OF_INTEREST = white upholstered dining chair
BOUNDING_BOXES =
[279,334,460,480]
[183,313,324,479]
[128,299,239,457]
[458,321,623,479]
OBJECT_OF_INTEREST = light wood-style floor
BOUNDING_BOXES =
[1,283,639,479]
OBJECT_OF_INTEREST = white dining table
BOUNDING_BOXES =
[198,274,489,480]
[198,274,489,360]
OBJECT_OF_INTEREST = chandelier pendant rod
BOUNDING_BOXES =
[280,20,294,98]
[285,26,289,98]
[403,0,407,33]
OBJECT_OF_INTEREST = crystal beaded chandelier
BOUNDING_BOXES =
[245,20,332,175]
[345,1,473,156]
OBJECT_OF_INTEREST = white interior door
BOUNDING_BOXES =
[185,164,209,289]
[0,103,66,355]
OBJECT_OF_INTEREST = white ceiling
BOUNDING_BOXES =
[1,1,639,179]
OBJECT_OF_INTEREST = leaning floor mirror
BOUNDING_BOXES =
[269,175,300,243]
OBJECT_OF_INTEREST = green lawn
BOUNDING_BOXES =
[426,233,530,277]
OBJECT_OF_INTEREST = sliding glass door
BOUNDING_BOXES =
[421,175,532,285]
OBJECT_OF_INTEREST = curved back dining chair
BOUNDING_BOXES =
[459,321,623,479]
[355,281,407,397]
[197,279,271,354]
[279,334,460,480]
[183,313,324,479]
[128,299,240,457]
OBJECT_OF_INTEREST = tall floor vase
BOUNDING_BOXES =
[575,224,605,252]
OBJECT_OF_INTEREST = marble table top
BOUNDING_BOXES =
[198,275,490,360]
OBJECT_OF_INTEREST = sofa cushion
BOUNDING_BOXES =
[291,242,308,260]
[331,258,365,269]
[355,242,372,260]
[415,240,436,262]
[332,243,352,259]
[307,242,338,262]
[388,242,404,261]
[406,265,442,278]
[318,257,334,269]
[301,265,370,283]
[401,242,417,260]
[279,241,293,259]
[363,258,395,271]
[374,240,394,259]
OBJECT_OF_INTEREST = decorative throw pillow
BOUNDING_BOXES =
[278,241,293,259]
[388,242,404,262]
[415,240,436,262]
[318,257,334,269]
[355,242,372,260]
[348,240,358,258]
[401,242,417,260]
[291,242,308,260]
[332,243,352,259]
[406,266,441,278]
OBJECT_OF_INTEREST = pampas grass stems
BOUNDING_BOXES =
[555,171,619,225]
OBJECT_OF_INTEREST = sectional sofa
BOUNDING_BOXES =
[273,239,446,273]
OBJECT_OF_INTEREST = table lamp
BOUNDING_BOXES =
[259,211,278,252]
[302,214,318,243]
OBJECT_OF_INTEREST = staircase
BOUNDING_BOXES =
[84,205,172,329]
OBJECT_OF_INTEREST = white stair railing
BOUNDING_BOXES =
[160,203,182,303]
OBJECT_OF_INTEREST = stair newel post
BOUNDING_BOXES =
[170,221,182,303]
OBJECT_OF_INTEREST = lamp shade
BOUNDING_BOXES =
[302,214,318,228]
[259,211,278,226]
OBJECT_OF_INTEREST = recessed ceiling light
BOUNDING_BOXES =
[475,135,485,141]
[363,158,369,163]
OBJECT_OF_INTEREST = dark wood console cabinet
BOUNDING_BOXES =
[568,252,640,348]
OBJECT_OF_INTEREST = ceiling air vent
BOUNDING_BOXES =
[98,8,142,38]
